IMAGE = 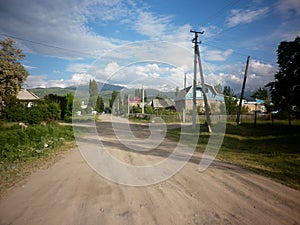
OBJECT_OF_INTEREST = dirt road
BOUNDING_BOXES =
[0,116,299,225]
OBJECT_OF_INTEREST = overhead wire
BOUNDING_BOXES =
[0,33,97,57]
[195,0,278,67]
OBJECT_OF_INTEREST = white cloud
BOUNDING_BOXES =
[249,60,275,76]
[70,73,96,86]
[24,59,277,94]
[22,64,37,69]
[0,0,121,58]
[227,7,269,27]
[204,49,233,61]
[24,73,97,88]
[276,0,300,15]
[24,75,48,88]
[133,11,172,39]
[67,63,93,73]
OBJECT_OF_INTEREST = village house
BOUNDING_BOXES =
[243,99,267,113]
[16,89,40,107]
[175,83,224,113]
[128,96,142,107]
[148,98,175,110]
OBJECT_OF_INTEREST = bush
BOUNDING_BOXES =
[0,123,74,163]
[2,101,61,124]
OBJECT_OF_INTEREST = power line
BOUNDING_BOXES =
[0,33,97,57]
[201,41,277,67]
[201,0,241,27]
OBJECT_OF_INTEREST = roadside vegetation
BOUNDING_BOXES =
[167,120,300,190]
[0,122,75,193]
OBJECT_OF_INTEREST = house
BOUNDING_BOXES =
[128,96,142,107]
[149,98,175,110]
[243,99,266,113]
[175,83,224,112]
[16,89,40,107]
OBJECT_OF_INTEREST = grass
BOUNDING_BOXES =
[167,120,300,190]
[0,122,76,195]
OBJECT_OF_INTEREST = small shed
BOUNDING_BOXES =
[17,89,40,101]
[16,89,40,107]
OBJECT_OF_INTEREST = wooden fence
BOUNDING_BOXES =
[131,113,271,123]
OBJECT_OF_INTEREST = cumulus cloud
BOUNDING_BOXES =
[67,63,93,73]
[227,7,269,27]
[133,11,172,39]
[205,49,233,61]
[0,0,121,58]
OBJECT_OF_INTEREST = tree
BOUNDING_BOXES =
[0,38,29,110]
[95,95,104,113]
[214,84,223,94]
[135,88,141,98]
[109,90,119,109]
[251,88,269,101]
[144,89,147,102]
[223,86,238,115]
[251,87,272,113]
[266,37,300,123]
[88,79,98,109]
[44,93,74,120]
[175,86,179,97]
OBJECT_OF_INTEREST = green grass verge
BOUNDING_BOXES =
[0,122,75,195]
[167,120,300,190]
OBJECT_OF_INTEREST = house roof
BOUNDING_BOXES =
[175,83,223,101]
[151,98,174,108]
[17,89,40,101]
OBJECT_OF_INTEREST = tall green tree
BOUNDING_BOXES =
[251,88,269,101]
[0,38,29,110]
[88,79,98,109]
[109,90,119,110]
[251,87,272,112]
[95,95,104,113]
[135,88,141,98]
[214,84,223,94]
[266,37,300,122]
[223,86,238,115]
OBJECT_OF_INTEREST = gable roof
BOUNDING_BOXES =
[175,83,224,101]
[151,98,174,108]
[17,89,40,101]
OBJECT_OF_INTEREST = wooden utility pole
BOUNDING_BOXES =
[184,72,187,89]
[191,29,212,132]
[183,72,187,123]
[142,85,144,114]
[192,33,198,129]
[236,56,250,126]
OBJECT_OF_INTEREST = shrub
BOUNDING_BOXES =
[1,101,61,124]
[0,123,74,163]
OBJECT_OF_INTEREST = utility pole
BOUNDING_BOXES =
[184,72,186,90]
[183,72,187,123]
[127,95,130,115]
[191,29,212,132]
[191,31,199,129]
[142,85,145,114]
[236,56,250,126]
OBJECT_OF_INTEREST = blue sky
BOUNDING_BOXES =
[0,0,299,92]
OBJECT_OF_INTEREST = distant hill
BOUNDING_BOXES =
[30,82,125,98]
[29,84,177,107]
[30,87,74,98]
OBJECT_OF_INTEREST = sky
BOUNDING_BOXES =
[0,0,299,93]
